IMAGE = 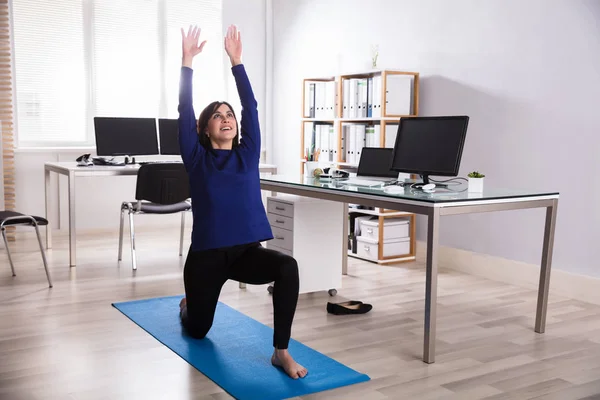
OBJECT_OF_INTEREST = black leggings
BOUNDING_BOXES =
[180,241,299,349]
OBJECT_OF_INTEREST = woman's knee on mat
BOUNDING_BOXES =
[180,308,213,339]
[183,319,212,339]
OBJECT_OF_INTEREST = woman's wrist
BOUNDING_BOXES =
[230,57,242,67]
[182,55,194,68]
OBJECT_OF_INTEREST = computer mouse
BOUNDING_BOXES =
[422,183,436,191]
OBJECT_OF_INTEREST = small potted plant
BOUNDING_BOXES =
[468,171,485,192]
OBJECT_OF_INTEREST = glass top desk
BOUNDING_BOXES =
[260,175,559,364]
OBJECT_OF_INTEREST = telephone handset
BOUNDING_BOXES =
[323,167,350,178]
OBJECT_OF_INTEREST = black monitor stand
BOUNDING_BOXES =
[412,174,448,189]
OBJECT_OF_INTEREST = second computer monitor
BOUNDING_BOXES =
[356,148,399,178]
[94,117,159,156]
[158,118,180,155]
[390,116,469,183]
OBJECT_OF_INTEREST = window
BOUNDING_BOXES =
[92,0,161,118]
[11,0,223,148]
[12,0,87,146]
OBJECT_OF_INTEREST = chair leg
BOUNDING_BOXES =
[128,210,137,270]
[1,227,16,277]
[118,208,125,261]
[179,212,185,257]
[33,223,53,288]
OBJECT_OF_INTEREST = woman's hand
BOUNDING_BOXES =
[224,24,242,66]
[181,25,206,68]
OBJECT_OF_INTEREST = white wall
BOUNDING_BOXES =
[14,0,267,232]
[271,0,600,278]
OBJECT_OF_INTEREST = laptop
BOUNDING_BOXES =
[342,148,399,187]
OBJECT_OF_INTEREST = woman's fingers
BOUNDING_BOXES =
[225,24,239,41]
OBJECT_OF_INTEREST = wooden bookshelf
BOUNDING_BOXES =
[301,69,419,170]
[300,68,420,264]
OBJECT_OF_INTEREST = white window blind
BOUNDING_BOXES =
[12,0,88,146]
[12,0,223,148]
[165,0,224,118]
[92,0,161,118]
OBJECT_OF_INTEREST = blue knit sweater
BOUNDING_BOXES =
[178,64,273,252]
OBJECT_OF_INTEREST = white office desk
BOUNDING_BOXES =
[44,161,278,267]
[260,175,559,364]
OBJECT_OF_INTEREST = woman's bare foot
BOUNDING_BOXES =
[271,348,308,379]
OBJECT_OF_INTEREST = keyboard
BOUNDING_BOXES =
[342,178,391,187]
[137,160,182,165]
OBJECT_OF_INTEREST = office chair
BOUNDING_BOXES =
[0,210,53,287]
[118,163,191,270]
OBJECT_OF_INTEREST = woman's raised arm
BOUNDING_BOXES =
[225,25,261,154]
[178,25,207,169]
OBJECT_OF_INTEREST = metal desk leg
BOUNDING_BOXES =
[68,171,76,267]
[44,168,52,249]
[535,198,558,333]
[342,203,348,275]
[424,208,440,363]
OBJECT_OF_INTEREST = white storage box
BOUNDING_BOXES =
[359,217,410,241]
[356,235,410,260]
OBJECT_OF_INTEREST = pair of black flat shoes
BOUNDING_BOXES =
[326,300,372,315]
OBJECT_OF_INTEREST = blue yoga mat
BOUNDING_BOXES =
[112,295,370,400]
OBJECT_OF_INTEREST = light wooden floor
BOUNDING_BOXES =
[2,228,600,400]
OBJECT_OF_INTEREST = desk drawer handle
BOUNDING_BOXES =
[366,228,373,234]
[275,236,284,240]
[364,245,370,252]
[275,219,285,224]
[275,206,285,211]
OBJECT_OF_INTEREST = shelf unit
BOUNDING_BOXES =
[300,68,420,264]
[348,208,416,264]
[300,69,419,170]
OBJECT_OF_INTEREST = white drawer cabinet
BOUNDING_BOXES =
[266,194,344,295]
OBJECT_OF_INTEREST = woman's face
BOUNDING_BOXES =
[205,104,237,146]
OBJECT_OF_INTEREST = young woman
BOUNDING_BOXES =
[177,24,308,380]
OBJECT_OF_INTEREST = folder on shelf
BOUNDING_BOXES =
[329,125,336,162]
[371,75,382,118]
[367,77,373,118]
[343,79,350,119]
[384,123,398,149]
[304,82,315,118]
[385,74,413,115]
[355,124,366,163]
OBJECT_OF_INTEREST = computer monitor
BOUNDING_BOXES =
[94,117,159,157]
[158,118,180,155]
[356,147,399,179]
[390,116,469,184]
